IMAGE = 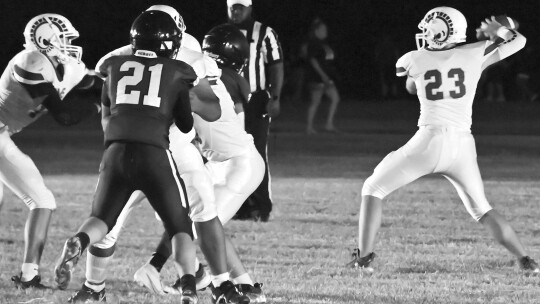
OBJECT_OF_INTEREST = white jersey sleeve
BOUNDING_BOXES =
[481,28,526,70]
[182,33,202,53]
[12,51,56,85]
[95,45,133,79]
[396,51,413,77]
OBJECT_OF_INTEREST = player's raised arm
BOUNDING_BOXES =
[480,16,526,70]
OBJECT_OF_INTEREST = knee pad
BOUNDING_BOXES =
[361,176,387,199]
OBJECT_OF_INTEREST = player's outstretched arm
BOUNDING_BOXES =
[481,16,526,69]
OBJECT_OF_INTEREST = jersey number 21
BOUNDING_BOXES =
[116,61,163,107]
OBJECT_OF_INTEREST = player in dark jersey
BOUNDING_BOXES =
[54,11,219,303]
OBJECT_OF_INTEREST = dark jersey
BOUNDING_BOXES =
[99,51,197,148]
[220,67,250,106]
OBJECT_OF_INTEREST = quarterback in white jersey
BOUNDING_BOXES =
[0,14,99,289]
[348,7,539,273]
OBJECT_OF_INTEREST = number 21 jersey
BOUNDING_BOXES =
[99,51,197,148]
[396,41,489,130]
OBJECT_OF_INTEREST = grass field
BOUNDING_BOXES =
[1,99,540,304]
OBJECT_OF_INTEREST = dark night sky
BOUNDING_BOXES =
[2,0,539,98]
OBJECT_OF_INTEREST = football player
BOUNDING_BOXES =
[67,5,249,304]
[134,23,267,303]
[0,14,99,289]
[348,7,539,273]
[53,10,222,303]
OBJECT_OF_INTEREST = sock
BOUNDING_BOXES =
[86,244,115,288]
[75,232,90,252]
[194,257,201,272]
[84,280,105,292]
[212,272,230,288]
[149,252,168,272]
[21,263,39,281]
[232,273,254,286]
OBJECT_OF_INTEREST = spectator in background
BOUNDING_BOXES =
[374,34,400,100]
[305,17,341,134]
[227,0,284,222]
[482,61,508,103]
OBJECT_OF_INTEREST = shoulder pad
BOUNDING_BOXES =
[95,45,132,78]
[203,54,221,78]
[177,47,207,78]
[395,51,413,77]
[182,33,202,53]
[12,50,55,84]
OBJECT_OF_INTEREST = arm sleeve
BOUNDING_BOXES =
[482,28,526,69]
[263,27,283,65]
[30,84,100,126]
[395,52,413,77]
[13,51,56,85]
[173,88,194,133]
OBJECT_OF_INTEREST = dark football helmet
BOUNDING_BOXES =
[202,24,249,73]
[130,10,182,58]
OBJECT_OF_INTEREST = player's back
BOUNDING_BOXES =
[398,42,486,129]
[100,51,197,148]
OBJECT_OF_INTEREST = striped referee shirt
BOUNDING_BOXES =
[238,21,283,93]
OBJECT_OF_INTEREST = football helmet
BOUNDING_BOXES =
[415,7,467,50]
[146,5,186,32]
[202,24,249,73]
[130,11,182,58]
[23,14,82,63]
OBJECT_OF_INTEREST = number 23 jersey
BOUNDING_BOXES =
[396,41,489,130]
[99,52,197,148]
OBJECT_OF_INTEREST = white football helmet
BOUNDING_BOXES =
[24,14,82,63]
[146,5,186,32]
[415,7,467,50]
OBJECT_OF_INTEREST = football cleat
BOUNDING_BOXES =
[68,284,106,303]
[518,256,540,273]
[133,263,165,294]
[346,248,376,273]
[211,280,250,304]
[170,274,198,304]
[11,273,48,290]
[236,283,266,303]
[55,236,83,290]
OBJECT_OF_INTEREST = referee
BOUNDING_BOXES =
[227,0,284,222]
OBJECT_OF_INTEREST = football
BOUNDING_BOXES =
[476,15,519,40]
[494,15,519,30]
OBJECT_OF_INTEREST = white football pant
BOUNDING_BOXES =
[0,126,55,210]
[362,125,493,221]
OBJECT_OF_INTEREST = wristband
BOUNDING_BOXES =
[496,26,511,39]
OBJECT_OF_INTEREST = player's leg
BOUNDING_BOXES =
[247,115,272,221]
[0,130,55,288]
[352,128,442,268]
[212,146,265,224]
[306,82,324,134]
[70,190,147,301]
[137,146,198,301]
[443,134,538,271]
[322,83,340,132]
[55,143,134,290]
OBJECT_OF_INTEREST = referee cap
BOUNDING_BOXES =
[227,0,251,7]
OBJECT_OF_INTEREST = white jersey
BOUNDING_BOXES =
[396,30,526,130]
[194,79,253,162]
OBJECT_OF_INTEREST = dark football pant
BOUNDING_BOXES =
[91,142,193,238]
[238,90,272,219]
